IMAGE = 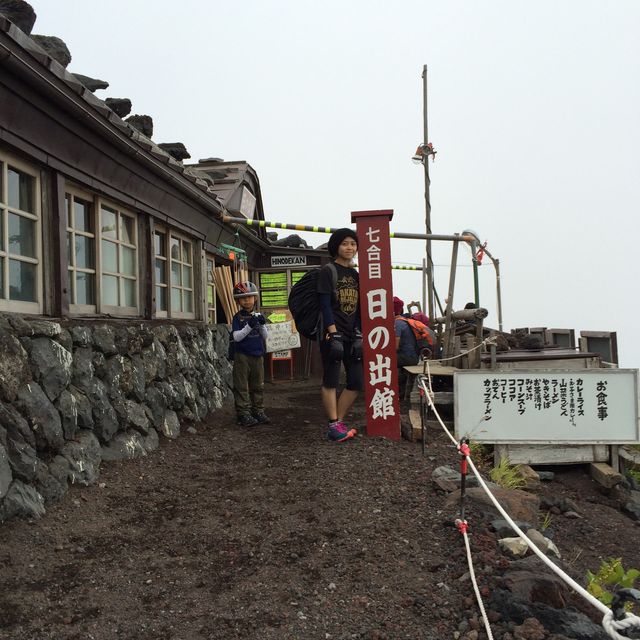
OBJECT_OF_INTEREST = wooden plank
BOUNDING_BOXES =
[193,239,205,321]
[403,364,458,376]
[140,214,153,319]
[590,462,623,489]
[50,172,69,316]
[465,335,480,369]
[493,444,609,466]
[214,265,236,324]
[453,336,462,368]
[407,409,428,442]
[610,446,620,473]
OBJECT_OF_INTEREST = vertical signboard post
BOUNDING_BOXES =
[352,209,400,440]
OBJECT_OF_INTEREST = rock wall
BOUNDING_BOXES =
[0,316,233,522]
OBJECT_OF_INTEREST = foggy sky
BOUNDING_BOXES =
[33,0,640,367]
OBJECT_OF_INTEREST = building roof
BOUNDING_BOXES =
[189,160,255,209]
[0,14,224,217]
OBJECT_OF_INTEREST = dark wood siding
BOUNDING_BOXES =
[0,70,220,240]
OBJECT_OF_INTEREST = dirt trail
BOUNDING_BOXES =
[1,380,637,640]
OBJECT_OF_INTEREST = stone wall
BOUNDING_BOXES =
[0,316,233,522]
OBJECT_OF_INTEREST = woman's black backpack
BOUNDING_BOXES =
[288,264,337,340]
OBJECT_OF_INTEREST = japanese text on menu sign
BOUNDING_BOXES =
[454,370,639,443]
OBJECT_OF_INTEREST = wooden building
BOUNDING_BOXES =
[0,15,282,326]
[0,7,340,523]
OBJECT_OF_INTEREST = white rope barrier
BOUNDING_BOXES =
[458,522,495,640]
[416,373,640,640]
[603,611,640,640]
[418,370,495,635]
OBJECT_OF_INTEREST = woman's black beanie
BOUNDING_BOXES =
[328,228,358,258]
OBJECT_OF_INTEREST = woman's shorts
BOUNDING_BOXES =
[320,338,364,391]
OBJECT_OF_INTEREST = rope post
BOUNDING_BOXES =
[419,384,427,455]
[455,518,468,536]
[459,438,471,521]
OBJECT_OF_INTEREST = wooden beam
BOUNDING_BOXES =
[50,172,69,317]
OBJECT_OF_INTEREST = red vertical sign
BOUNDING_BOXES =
[351,209,400,440]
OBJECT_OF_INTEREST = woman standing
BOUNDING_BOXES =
[317,228,363,442]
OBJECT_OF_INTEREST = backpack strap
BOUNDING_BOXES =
[317,262,339,340]
[327,261,338,291]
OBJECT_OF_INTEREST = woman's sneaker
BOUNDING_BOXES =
[237,413,259,427]
[252,410,271,424]
[327,420,357,443]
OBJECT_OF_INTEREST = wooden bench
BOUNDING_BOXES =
[402,363,458,401]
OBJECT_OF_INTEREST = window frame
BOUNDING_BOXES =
[65,185,97,314]
[153,226,169,319]
[154,225,195,320]
[98,199,139,317]
[0,152,42,314]
[205,253,217,324]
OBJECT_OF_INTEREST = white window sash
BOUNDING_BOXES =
[97,198,139,315]
[167,230,195,320]
[66,185,98,314]
[0,152,42,313]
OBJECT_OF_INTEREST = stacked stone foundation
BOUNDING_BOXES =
[0,317,232,522]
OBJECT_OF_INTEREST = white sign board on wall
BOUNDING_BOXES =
[265,321,301,353]
[454,369,639,444]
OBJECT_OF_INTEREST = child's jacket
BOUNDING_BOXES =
[232,310,267,357]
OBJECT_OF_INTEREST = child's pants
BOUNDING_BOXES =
[232,352,264,415]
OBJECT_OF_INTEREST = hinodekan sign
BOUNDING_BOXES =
[270,255,307,267]
[352,209,400,440]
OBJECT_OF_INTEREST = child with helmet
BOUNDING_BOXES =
[231,281,270,427]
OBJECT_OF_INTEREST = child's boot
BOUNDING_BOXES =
[252,410,271,424]
[237,413,259,427]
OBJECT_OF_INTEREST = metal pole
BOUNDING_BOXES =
[422,65,435,323]
[472,256,480,308]
[494,258,503,332]
[422,257,427,315]
[221,216,473,243]
[444,236,460,358]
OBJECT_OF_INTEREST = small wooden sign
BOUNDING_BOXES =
[265,321,301,353]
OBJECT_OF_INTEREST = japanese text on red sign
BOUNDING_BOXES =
[364,225,395,420]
